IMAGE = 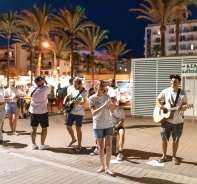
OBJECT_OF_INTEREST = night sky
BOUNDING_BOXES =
[0,0,197,57]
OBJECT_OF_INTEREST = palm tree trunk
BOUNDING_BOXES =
[37,35,42,76]
[175,18,180,55]
[113,59,117,81]
[161,31,165,56]
[7,37,10,86]
[30,50,33,85]
[70,35,74,77]
[91,52,94,85]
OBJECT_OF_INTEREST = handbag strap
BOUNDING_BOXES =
[174,88,181,107]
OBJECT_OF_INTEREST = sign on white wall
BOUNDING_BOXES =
[182,64,197,76]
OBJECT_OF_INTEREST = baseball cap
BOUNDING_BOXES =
[109,94,117,100]
[169,74,181,81]
[34,76,44,83]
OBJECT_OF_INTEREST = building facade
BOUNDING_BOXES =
[145,19,197,57]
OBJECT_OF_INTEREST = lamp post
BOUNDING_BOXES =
[43,42,57,75]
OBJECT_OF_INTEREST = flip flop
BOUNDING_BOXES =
[172,158,180,165]
[67,140,77,147]
[158,158,167,163]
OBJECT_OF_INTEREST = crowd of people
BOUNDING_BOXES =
[0,74,188,174]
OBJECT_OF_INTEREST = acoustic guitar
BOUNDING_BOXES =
[153,103,193,123]
[64,97,82,113]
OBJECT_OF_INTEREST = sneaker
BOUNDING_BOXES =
[32,144,39,150]
[39,144,49,150]
[0,140,3,145]
[117,153,123,161]
[94,148,99,155]
[13,132,19,136]
[58,111,61,114]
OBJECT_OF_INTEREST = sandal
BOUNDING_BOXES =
[67,140,77,147]
[172,158,180,165]
[158,158,167,163]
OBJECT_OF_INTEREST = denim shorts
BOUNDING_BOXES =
[5,102,18,114]
[160,121,183,143]
[66,113,83,127]
[94,127,113,139]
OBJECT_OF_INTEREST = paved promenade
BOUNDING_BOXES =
[0,110,197,184]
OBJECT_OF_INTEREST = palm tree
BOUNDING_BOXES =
[105,40,131,81]
[129,0,189,56]
[45,35,70,75]
[0,11,18,85]
[53,35,70,59]
[96,62,105,74]
[13,27,39,85]
[173,0,197,55]
[75,26,109,84]
[82,54,91,73]
[17,3,56,75]
[54,5,95,77]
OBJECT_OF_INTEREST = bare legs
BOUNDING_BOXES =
[161,140,179,159]
[97,136,113,174]
[31,127,47,145]
[118,129,125,151]
[66,125,82,148]
[7,113,18,133]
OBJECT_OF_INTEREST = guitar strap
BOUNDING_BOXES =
[74,87,85,99]
[173,88,181,107]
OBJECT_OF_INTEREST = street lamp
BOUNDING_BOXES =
[43,42,57,75]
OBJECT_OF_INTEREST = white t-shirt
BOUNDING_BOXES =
[0,94,5,104]
[89,94,113,129]
[107,86,120,101]
[111,106,125,127]
[29,85,51,114]
[158,87,187,124]
[69,88,88,116]
[4,88,19,102]
[0,87,5,96]
[67,85,75,95]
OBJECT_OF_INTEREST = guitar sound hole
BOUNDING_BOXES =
[163,109,168,114]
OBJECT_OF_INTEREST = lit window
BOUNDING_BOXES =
[191,44,194,50]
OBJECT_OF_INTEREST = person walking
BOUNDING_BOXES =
[64,78,87,151]
[89,80,114,175]
[17,85,26,119]
[56,83,63,113]
[28,76,51,150]
[156,74,188,165]
[4,80,19,135]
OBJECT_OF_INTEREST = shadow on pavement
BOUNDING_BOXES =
[3,141,28,149]
[125,125,160,129]
[49,146,93,155]
[113,173,181,184]
[123,148,162,160]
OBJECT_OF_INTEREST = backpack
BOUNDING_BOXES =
[57,85,70,99]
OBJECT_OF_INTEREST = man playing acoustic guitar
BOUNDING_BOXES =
[63,78,88,152]
[156,74,188,165]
